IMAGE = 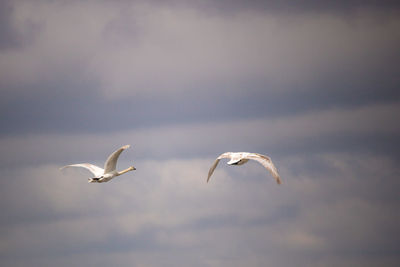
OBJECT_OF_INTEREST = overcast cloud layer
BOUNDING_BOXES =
[1,1,399,266]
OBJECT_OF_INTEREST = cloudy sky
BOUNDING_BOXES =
[1,0,399,266]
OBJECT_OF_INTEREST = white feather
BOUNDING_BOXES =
[60,145,135,183]
[207,152,281,184]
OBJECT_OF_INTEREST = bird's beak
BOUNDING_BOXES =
[132,166,136,170]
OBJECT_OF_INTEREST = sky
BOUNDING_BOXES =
[0,0,399,266]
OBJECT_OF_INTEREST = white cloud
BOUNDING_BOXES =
[1,150,398,266]
[0,2,399,266]
[0,101,398,167]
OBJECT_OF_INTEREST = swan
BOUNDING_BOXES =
[207,152,281,184]
[60,145,136,183]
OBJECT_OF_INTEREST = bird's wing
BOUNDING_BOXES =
[207,152,232,182]
[245,153,282,184]
[207,159,220,183]
[59,163,104,177]
[104,145,130,173]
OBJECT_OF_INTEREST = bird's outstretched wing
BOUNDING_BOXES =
[246,153,282,184]
[60,163,104,177]
[104,145,130,173]
[207,152,232,182]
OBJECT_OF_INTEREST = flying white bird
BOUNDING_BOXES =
[60,145,136,183]
[207,152,281,184]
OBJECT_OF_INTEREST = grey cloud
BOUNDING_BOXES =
[0,2,399,135]
[0,0,40,50]
[1,2,399,134]
[0,1,23,50]
[1,102,398,168]
[0,2,399,266]
[214,0,400,13]
[0,153,399,266]
[115,0,400,15]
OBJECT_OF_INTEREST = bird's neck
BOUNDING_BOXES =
[117,166,134,176]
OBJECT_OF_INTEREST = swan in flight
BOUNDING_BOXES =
[60,145,136,183]
[207,152,281,184]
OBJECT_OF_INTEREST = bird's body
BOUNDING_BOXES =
[207,152,281,184]
[60,145,136,183]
